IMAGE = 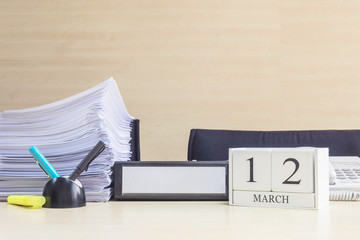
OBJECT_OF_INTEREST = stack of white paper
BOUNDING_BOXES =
[0,78,134,201]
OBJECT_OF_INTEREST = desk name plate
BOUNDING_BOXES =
[229,147,329,209]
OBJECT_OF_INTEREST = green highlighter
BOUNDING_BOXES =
[7,195,46,209]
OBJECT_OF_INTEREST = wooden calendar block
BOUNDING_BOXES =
[232,149,271,191]
[271,149,314,193]
[229,147,329,209]
[232,191,315,208]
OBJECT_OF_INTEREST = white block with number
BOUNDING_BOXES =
[229,147,329,209]
[232,149,271,191]
[271,149,314,193]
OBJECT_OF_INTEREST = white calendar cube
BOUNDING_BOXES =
[232,149,271,191]
[271,149,314,193]
[229,147,329,209]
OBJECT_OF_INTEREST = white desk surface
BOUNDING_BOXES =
[0,201,359,240]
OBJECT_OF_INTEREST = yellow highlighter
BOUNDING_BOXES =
[7,195,46,209]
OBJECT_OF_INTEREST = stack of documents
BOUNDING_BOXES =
[0,78,134,201]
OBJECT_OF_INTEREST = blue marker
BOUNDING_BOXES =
[29,146,60,178]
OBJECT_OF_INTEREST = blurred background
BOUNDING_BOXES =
[1,0,360,161]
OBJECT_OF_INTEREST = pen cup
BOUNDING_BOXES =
[42,177,86,208]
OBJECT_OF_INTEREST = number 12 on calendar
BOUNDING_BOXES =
[228,147,329,209]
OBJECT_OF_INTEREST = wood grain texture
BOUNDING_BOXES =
[0,201,359,240]
[1,1,360,161]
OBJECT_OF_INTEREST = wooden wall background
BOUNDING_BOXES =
[1,1,360,161]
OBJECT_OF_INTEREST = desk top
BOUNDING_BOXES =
[0,201,359,240]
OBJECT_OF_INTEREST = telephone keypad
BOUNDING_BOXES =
[333,162,360,184]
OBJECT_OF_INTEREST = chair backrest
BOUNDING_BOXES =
[187,129,360,161]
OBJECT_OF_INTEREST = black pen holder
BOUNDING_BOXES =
[42,177,86,208]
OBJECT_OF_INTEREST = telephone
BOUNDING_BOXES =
[329,156,360,201]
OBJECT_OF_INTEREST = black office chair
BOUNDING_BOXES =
[187,129,360,161]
